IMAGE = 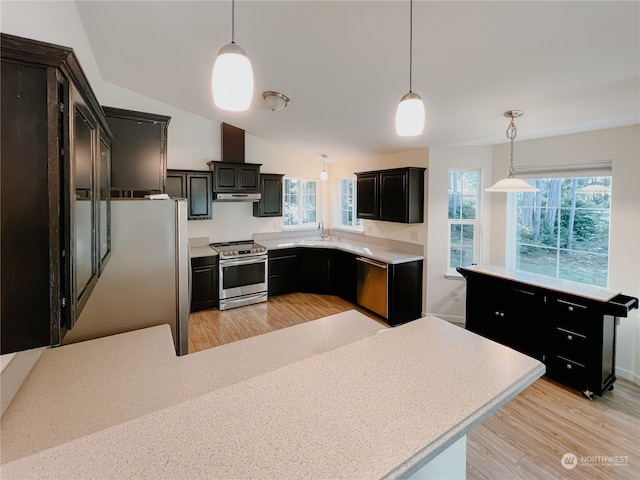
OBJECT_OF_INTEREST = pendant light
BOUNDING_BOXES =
[486,110,539,192]
[212,0,254,111]
[395,0,425,136]
[320,154,328,181]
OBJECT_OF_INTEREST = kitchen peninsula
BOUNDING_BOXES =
[1,311,544,479]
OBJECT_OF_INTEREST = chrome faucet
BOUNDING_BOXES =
[318,221,327,240]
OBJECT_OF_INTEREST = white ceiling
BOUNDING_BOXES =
[76,1,640,163]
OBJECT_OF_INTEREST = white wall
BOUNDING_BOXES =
[0,0,103,99]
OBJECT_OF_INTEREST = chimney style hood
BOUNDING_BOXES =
[209,123,262,202]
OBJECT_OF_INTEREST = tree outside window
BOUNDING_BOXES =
[512,176,611,287]
[448,170,480,273]
[284,178,318,227]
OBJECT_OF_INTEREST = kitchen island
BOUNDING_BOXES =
[1,312,544,479]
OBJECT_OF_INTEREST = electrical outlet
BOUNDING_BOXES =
[273,221,281,231]
[367,225,373,234]
[452,291,460,302]
[411,231,420,241]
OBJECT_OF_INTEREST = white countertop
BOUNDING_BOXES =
[189,245,217,258]
[459,264,621,302]
[1,314,544,479]
[259,237,423,264]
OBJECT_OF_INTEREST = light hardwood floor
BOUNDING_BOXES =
[188,293,640,480]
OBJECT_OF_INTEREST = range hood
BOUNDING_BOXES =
[211,123,262,202]
[215,193,261,202]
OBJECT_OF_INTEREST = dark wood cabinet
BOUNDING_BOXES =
[333,250,357,303]
[190,255,218,312]
[268,248,299,297]
[387,260,424,326]
[356,167,426,223]
[208,161,261,194]
[458,265,639,398]
[1,33,112,353]
[105,107,170,198]
[166,170,213,220]
[356,173,379,220]
[253,173,284,217]
[299,249,335,295]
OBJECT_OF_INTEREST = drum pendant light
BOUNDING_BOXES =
[212,0,254,111]
[396,0,425,136]
[486,110,539,192]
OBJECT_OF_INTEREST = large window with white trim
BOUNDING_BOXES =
[510,173,612,287]
[334,177,363,230]
[283,178,318,228]
[448,169,480,274]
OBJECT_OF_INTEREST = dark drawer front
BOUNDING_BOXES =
[553,327,589,363]
[269,254,299,276]
[191,255,217,268]
[550,298,594,334]
[549,355,588,388]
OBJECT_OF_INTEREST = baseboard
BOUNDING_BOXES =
[615,366,640,386]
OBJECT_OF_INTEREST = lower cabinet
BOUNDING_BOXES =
[190,255,218,312]
[268,247,423,326]
[457,266,639,398]
[268,248,299,297]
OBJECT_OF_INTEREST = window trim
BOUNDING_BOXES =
[283,177,320,229]
[447,168,481,277]
[333,176,363,232]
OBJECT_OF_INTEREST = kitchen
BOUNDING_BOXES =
[1,1,639,479]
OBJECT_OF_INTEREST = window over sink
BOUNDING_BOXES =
[283,178,319,228]
[334,177,363,231]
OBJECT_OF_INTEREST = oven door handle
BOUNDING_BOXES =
[220,255,268,267]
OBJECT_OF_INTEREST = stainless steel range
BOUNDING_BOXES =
[210,240,268,310]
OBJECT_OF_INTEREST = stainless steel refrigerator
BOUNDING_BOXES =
[62,199,190,355]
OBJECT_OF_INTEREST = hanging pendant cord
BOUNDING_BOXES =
[409,0,413,92]
[231,0,236,44]
[506,117,517,177]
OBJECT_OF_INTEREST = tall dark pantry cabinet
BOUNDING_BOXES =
[1,34,112,354]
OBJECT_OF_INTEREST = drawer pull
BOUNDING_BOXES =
[494,311,505,317]
[568,306,574,312]
[567,335,573,341]
[566,363,572,370]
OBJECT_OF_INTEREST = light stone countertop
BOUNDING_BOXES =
[1,315,544,480]
[459,264,621,302]
[188,245,217,258]
[259,237,424,265]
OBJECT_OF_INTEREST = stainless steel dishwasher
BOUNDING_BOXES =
[356,257,388,318]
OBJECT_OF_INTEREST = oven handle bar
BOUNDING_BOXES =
[219,255,268,267]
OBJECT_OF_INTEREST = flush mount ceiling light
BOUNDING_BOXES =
[486,110,539,193]
[395,0,426,137]
[320,154,328,181]
[263,91,290,112]
[212,0,254,111]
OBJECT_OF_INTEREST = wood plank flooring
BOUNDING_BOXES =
[188,293,640,480]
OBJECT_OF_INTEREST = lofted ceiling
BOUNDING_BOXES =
[76,1,640,163]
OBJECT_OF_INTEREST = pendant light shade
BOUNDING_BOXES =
[396,91,425,136]
[212,0,253,111]
[395,0,425,136]
[320,154,328,181]
[486,110,539,193]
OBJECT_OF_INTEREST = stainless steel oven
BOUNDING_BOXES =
[211,241,268,310]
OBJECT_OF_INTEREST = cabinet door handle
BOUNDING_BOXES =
[568,306,574,312]
[500,312,505,317]
[566,363,572,370]
[567,335,573,341]
[494,311,500,316]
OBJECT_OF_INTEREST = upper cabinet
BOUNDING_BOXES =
[104,107,171,198]
[253,173,284,217]
[166,169,213,220]
[356,167,426,224]
[1,33,112,353]
[207,161,261,193]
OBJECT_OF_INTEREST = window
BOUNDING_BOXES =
[448,170,480,273]
[334,177,363,230]
[510,175,611,287]
[283,178,318,227]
